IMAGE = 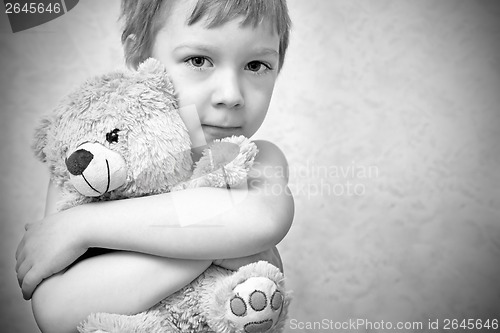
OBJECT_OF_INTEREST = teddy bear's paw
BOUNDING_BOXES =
[228,277,284,333]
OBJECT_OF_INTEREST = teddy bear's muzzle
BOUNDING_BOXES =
[65,142,127,197]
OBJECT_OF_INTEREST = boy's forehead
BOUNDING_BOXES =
[160,0,278,35]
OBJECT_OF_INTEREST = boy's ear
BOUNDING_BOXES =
[124,34,137,52]
[124,34,139,68]
[32,116,51,163]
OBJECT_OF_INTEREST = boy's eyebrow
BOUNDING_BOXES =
[174,44,278,57]
[174,44,216,53]
[254,48,279,56]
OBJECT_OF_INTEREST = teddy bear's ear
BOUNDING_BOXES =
[136,58,175,95]
[137,58,164,74]
[32,116,51,163]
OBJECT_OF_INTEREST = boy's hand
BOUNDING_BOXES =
[15,213,87,300]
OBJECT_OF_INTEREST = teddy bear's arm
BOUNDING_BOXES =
[175,136,258,190]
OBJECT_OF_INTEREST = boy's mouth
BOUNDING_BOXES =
[201,124,242,139]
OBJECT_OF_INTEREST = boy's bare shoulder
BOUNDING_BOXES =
[252,140,289,182]
[253,140,288,165]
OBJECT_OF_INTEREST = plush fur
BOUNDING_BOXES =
[33,58,290,333]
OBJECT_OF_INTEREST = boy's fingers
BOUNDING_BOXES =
[15,238,24,260]
[15,252,26,273]
[22,269,38,300]
[16,261,31,288]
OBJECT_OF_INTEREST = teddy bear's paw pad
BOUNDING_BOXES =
[228,277,284,333]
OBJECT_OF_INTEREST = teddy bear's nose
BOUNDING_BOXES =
[65,149,94,176]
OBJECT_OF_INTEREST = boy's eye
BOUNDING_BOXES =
[186,56,213,69]
[246,61,271,74]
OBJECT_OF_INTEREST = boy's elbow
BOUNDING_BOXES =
[32,276,80,333]
[266,188,294,246]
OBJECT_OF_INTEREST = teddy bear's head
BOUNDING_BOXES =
[33,59,193,210]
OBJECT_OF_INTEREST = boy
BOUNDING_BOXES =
[16,0,293,332]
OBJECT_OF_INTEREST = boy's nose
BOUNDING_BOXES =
[212,70,244,109]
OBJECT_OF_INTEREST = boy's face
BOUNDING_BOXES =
[152,0,280,143]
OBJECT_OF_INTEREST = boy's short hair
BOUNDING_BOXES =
[121,0,291,72]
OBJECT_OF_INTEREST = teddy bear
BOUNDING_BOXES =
[32,58,290,333]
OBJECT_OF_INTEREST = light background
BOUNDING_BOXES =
[1,0,500,332]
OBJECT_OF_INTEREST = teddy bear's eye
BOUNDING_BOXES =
[106,128,120,144]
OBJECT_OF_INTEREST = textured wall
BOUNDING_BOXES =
[1,1,499,332]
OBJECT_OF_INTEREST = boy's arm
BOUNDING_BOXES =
[80,140,293,258]
[32,252,211,333]
[17,140,294,298]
